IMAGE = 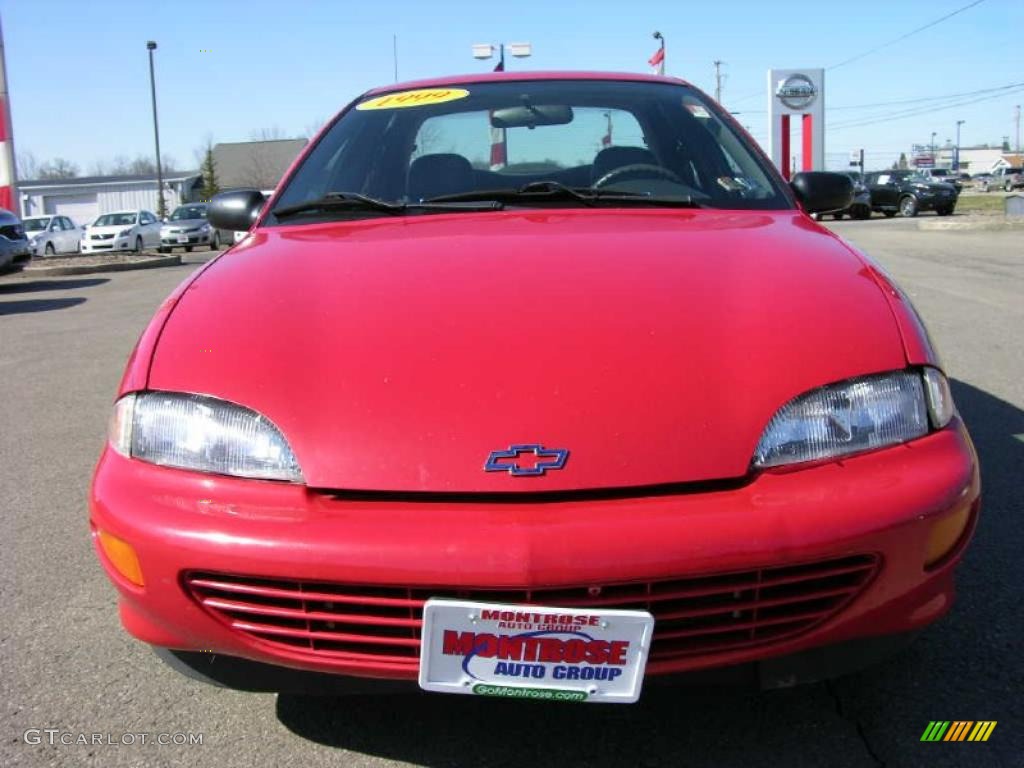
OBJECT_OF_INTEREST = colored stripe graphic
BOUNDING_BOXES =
[921,721,950,741]
[944,721,972,741]
[921,720,996,742]
[968,722,997,742]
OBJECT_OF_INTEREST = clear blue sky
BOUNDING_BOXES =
[2,0,1021,174]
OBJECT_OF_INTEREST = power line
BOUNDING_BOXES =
[828,0,987,70]
[727,0,987,105]
[829,85,1024,131]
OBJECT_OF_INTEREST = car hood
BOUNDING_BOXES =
[89,225,135,235]
[149,209,906,492]
[162,218,207,229]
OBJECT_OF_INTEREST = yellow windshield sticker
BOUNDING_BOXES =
[357,88,470,111]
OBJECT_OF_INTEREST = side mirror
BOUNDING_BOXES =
[791,171,854,214]
[208,189,267,232]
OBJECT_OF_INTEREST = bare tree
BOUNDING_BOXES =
[38,157,80,179]
[302,118,328,139]
[16,149,40,180]
[249,126,288,142]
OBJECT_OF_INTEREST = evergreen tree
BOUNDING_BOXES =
[200,148,220,202]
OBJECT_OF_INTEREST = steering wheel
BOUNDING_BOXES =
[593,163,684,189]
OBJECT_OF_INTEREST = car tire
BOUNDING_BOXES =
[157,246,169,254]
[852,206,871,220]
[1006,181,1014,192]
[883,210,897,218]
[44,242,55,256]
[937,206,954,216]
[833,212,844,220]
[899,196,919,218]
[185,246,193,253]
[134,236,143,253]
[210,232,221,251]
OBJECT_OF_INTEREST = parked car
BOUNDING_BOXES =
[865,170,958,217]
[158,203,231,253]
[91,72,978,701]
[979,166,1024,192]
[81,210,161,253]
[971,172,994,189]
[919,168,962,194]
[0,208,31,269]
[837,171,872,219]
[24,215,81,256]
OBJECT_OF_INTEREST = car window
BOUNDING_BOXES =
[94,213,137,227]
[169,205,208,221]
[272,79,791,218]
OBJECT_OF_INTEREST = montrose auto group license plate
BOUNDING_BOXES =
[419,598,655,703]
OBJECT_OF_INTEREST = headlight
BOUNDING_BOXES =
[108,392,303,482]
[753,369,952,469]
[118,228,133,237]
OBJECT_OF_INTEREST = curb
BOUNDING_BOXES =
[21,254,183,277]
[917,217,1024,232]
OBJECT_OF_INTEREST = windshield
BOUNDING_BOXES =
[24,217,50,231]
[94,213,137,227]
[169,205,207,221]
[271,79,790,221]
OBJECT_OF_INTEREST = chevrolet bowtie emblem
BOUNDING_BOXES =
[484,444,569,477]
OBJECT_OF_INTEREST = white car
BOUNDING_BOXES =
[81,210,161,254]
[24,215,81,256]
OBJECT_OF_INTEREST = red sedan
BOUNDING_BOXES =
[90,72,979,704]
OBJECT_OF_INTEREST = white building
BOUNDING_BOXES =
[18,171,201,225]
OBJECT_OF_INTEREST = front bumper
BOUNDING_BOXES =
[82,237,134,253]
[916,192,957,210]
[160,230,210,247]
[90,422,980,684]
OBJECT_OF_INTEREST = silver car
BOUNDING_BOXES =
[0,208,31,269]
[158,203,231,253]
[24,215,81,256]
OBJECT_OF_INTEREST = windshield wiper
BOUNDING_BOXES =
[426,181,703,208]
[273,192,502,219]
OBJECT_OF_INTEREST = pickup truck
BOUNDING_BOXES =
[978,167,1024,193]
[919,168,963,193]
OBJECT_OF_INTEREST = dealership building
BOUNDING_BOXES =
[18,171,201,226]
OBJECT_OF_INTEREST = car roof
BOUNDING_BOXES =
[363,70,690,97]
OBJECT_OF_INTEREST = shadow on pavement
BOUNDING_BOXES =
[0,297,87,315]
[276,379,1022,767]
[0,278,109,293]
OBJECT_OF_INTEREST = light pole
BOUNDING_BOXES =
[471,41,531,72]
[146,40,165,219]
[930,131,936,165]
[954,119,965,172]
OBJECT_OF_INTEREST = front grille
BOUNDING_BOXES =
[91,233,114,240]
[185,554,879,668]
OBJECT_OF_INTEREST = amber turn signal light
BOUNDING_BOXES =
[924,500,973,568]
[97,529,145,586]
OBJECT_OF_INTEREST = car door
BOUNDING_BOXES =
[139,211,157,246]
[57,217,74,252]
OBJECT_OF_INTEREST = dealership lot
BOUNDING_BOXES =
[1,225,1021,768]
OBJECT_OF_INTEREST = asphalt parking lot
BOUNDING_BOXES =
[1,220,1022,768]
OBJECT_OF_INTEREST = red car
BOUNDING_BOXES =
[90,72,979,704]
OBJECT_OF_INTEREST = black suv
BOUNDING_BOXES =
[865,170,958,217]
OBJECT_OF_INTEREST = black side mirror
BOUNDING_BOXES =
[208,189,267,232]
[791,172,854,214]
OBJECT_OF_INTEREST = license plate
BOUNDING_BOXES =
[177,236,189,243]
[419,598,655,704]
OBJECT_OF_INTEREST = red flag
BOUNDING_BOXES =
[648,45,665,75]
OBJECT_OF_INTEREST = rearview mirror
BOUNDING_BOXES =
[791,172,854,214]
[207,189,267,232]
[490,104,573,129]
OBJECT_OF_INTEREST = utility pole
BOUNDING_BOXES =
[392,34,398,82]
[954,119,965,171]
[713,60,725,103]
[146,41,165,219]
[1016,104,1021,153]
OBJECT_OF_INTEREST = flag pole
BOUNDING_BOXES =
[652,31,665,75]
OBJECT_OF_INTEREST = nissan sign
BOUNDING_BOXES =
[775,74,817,110]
